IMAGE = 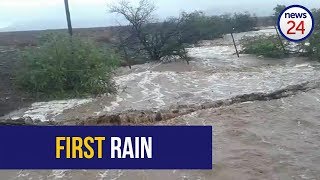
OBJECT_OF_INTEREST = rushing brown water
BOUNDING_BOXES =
[1,27,320,179]
[1,89,320,179]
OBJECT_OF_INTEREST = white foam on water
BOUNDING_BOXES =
[115,71,172,109]
[188,45,234,57]
[231,28,277,40]
[48,170,68,179]
[103,60,319,113]
[97,170,109,180]
[103,95,124,112]
[97,170,124,180]
[16,170,30,178]
[11,99,92,121]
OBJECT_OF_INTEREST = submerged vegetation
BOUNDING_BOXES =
[240,35,288,58]
[240,5,320,60]
[15,33,119,99]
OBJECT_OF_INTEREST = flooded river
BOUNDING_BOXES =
[1,27,320,179]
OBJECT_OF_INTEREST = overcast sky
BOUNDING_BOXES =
[0,0,319,31]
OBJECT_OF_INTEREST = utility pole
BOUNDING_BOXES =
[274,25,287,54]
[64,0,73,36]
[231,28,239,58]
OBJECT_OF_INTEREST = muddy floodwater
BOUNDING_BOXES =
[1,27,320,179]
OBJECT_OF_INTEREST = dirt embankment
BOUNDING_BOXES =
[63,80,320,125]
[2,80,319,126]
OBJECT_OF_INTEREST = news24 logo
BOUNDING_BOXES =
[278,5,315,42]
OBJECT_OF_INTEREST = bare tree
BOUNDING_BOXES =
[110,0,188,62]
[114,25,136,69]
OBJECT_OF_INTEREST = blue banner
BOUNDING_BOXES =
[0,126,212,169]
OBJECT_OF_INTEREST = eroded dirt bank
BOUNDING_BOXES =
[2,80,320,126]
[62,80,320,125]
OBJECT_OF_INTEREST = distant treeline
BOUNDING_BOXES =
[109,11,272,44]
[177,11,259,43]
[0,15,274,49]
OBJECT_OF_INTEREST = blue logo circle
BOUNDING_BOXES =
[277,5,315,42]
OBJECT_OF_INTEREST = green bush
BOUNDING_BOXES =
[15,33,120,99]
[303,9,320,60]
[240,35,288,58]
